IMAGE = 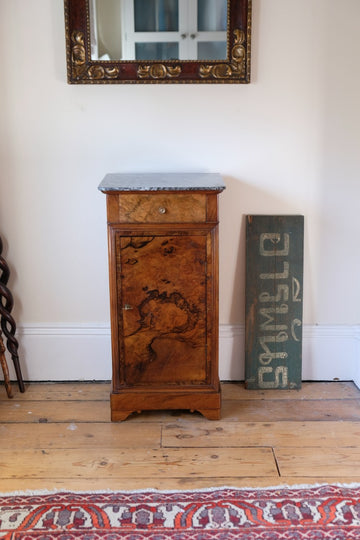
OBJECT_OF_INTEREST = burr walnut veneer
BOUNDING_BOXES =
[99,173,225,421]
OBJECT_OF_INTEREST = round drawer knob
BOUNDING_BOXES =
[158,207,167,214]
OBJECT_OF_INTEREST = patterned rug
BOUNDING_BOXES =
[1,484,360,539]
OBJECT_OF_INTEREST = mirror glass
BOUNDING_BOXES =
[90,0,228,62]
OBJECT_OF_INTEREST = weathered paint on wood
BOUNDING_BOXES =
[245,215,304,389]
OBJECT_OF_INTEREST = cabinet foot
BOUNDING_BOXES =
[197,409,221,420]
[111,410,134,422]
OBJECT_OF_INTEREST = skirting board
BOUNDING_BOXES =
[1,324,359,385]
[354,328,360,388]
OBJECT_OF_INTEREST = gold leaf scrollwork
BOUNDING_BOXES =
[71,31,119,81]
[104,67,120,79]
[71,31,87,78]
[87,65,120,80]
[138,63,181,80]
[87,65,105,79]
[199,29,246,80]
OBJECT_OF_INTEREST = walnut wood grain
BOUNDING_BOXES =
[118,234,207,385]
[113,193,206,223]
[103,187,222,421]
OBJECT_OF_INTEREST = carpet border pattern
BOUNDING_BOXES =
[1,484,360,539]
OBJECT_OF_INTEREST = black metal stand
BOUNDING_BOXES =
[0,329,13,397]
[0,236,25,393]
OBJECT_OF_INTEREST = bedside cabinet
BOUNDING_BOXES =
[98,173,225,421]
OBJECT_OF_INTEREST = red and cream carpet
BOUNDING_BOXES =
[1,484,360,539]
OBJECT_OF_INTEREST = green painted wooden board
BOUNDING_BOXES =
[245,215,304,389]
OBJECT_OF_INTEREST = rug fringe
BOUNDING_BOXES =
[2,482,360,497]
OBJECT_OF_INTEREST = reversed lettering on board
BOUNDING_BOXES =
[245,216,304,390]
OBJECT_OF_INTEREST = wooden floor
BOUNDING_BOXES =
[1,381,360,492]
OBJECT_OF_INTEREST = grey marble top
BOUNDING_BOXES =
[98,173,225,193]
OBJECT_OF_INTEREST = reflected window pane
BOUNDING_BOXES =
[198,41,227,60]
[198,0,227,31]
[135,42,179,60]
[134,0,179,32]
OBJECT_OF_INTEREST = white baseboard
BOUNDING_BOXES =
[5,324,112,381]
[354,328,360,389]
[1,323,359,383]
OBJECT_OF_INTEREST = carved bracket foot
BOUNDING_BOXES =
[196,409,221,420]
[111,410,135,422]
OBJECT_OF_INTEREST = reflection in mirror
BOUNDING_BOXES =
[90,0,228,62]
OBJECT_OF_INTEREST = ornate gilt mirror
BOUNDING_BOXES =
[64,0,251,83]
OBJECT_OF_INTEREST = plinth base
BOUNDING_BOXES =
[110,389,221,421]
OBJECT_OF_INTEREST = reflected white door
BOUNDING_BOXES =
[122,0,227,61]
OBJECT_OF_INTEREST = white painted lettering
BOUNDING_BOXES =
[259,284,289,303]
[259,233,290,257]
[259,305,288,331]
[292,277,301,302]
[260,261,289,280]
[291,318,302,342]
[258,366,289,388]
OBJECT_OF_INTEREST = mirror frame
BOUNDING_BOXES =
[64,0,251,84]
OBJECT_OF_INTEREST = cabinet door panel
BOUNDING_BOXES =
[116,233,210,386]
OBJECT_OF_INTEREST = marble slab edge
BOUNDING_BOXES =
[98,173,226,193]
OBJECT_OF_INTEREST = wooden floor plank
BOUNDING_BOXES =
[221,381,360,400]
[0,401,111,423]
[2,476,360,493]
[1,397,360,423]
[162,421,360,448]
[0,447,278,479]
[0,423,161,449]
[0,381,359,493]
[0,382,111,401]
[220,399,360,421]
[2,381,358,402]
[275,447,360,477]
[118,398,360,423]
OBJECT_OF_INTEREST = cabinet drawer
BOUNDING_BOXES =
[110,193,207,223]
